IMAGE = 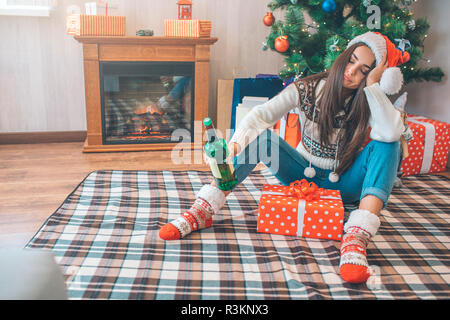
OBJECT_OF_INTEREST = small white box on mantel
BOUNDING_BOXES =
[85,0,118,15]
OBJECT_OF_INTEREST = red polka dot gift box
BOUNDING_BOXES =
[257,180,344,241]
[400,115,450,177]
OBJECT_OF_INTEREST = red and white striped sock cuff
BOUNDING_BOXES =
[344,209,381,238]
[195,184,226,214]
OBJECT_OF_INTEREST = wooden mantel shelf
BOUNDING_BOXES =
[75,36,218,46]
[75,36,218,152]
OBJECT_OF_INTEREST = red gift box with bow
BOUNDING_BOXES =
[257,179,345,241]
[400,114,450,177]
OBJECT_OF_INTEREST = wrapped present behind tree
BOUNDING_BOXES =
[273,112,301,149]
[164,20,212,38]
[236,96,268,129]
[257,180,345,241]
[400,114,450,177]
[66,14,126,36]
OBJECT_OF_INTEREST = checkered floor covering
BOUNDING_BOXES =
[26,170,450,299]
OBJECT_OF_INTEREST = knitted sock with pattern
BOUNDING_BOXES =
[339,209,380,284]
[159,184,226,240]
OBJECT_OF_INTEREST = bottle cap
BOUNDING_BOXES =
[203,117,212,127]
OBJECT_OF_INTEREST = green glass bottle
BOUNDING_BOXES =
[203,117,238,191]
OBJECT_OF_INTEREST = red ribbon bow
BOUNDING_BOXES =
[286,179,323,201]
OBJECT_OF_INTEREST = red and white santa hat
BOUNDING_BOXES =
[347,31,410,95]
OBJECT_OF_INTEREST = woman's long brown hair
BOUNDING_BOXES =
[301,43,376,175]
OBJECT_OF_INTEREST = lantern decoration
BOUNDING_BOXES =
[177,0,192,20]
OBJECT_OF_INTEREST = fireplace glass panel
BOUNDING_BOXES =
[100,62,194,144]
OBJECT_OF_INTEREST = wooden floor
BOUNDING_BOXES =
[0,142,212,249]
[1,142,449,249]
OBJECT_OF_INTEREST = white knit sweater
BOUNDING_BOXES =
[229,79,404,170]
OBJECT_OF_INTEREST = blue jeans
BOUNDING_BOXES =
[232,129,400,208]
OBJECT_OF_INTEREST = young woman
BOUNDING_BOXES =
[159,32,410,284]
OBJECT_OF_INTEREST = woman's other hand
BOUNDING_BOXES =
[366,54,388,86]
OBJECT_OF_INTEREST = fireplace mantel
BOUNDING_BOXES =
[75,36,218,152]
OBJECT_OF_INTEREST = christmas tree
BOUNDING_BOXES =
[264,0,444,84]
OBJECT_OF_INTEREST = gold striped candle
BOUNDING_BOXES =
[164,19,211,38]
[66,14,126,36]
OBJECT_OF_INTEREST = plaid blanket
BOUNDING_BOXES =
[26,170,450,299]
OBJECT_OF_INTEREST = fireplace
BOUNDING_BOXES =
[100,61,194,144]
[75,36,218,152]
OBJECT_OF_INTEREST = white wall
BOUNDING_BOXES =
[406,0,450,123]
[0,0,448,133]
[0,0,284,132]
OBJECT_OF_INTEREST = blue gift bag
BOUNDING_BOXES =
[230,77,284,139]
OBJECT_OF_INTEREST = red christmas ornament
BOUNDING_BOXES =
[263,12,275,26]
[275,35,289,52]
